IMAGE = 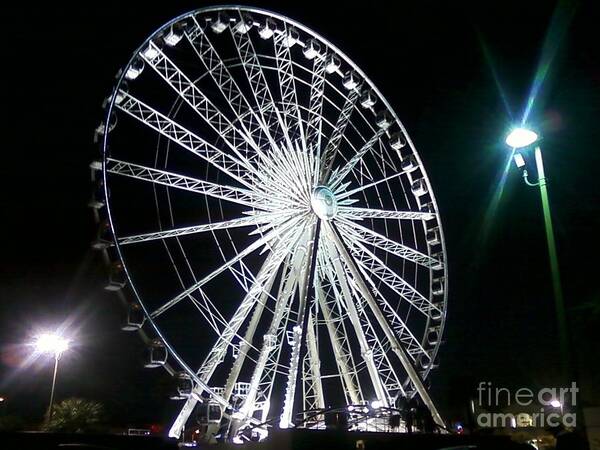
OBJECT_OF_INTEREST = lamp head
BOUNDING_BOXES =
[34,333,70,357]
[505,127,539,149]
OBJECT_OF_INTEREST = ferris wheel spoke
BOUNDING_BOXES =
[328,127,386,189]
[306,56,327,164]
[347,264,430,363]
[141,42,264,165]
[115,92,258,189]
[337,218,440,269]
[320,235,391,406]
[337,206,434,221]
[270,141,315,203]
[118,213,283,246]
[334,171,404,201]
[323,221,446,428]
[319,88,361,184]
[185,17,277,152]
[186,288,233,337]
[272,23,305,143]
[229,10,294,150]
[332,229,430,359]
[339,231,442,319]
[199,227,303,379]
[150,215,303,319]
[141,39,306,205]
[183,21,302,203]
[106,159,280,211]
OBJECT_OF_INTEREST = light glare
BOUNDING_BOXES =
[34,333,70,356]
[505,127,539,148]
[550,399,562,408]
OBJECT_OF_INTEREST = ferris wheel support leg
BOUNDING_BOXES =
[167,232,299,439]
[228,225,311,439]
[169,396,198,439]
[323,221,446,429]
[222,274,276,404]
[323,237,390,407]
[315,274,362,405]
[303,310,326,414]
[279,221,319,429]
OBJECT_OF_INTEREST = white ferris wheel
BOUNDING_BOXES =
[90,5,448,442]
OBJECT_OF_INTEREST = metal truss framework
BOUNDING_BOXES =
[99,5,449,443]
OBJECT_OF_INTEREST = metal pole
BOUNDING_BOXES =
[534,146,569,382]
[47,354,60,423]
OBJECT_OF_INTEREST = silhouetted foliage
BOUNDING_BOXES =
[43,398,105,433]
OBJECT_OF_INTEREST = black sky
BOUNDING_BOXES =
[1,0,599,427]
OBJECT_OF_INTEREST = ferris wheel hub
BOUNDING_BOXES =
[311,186,337,220]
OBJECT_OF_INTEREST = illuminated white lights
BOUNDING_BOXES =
[303,39,321,60]
[505,127,539,149]
[141,44,160,60]
[371,400,383,409]
[550,399,562,408]
[125,60,144,80]
[282,28,299,48]
[233,16,253,34]
[343,71,359,90]
[211,14,229,34]
[34,333,70,357]
[360,90,377,109]
[258,18,276,39]
[163,28,183,46]
[325,54,340,73]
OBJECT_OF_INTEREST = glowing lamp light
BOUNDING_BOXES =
[505,127,539,149]
[550,399,562,408]
[34,333,70,357]
[370,400,383,409]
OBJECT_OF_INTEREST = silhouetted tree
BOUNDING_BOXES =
[43,398,104,433]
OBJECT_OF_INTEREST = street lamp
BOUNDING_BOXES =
[505,127,539,148]
[34,332,70,423]
[505,126,569,382]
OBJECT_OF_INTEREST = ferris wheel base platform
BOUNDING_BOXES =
[213,429,534,450]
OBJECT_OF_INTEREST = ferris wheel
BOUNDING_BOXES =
[91,5,448,442]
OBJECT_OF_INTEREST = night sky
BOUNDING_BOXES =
[1,0,599,429]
